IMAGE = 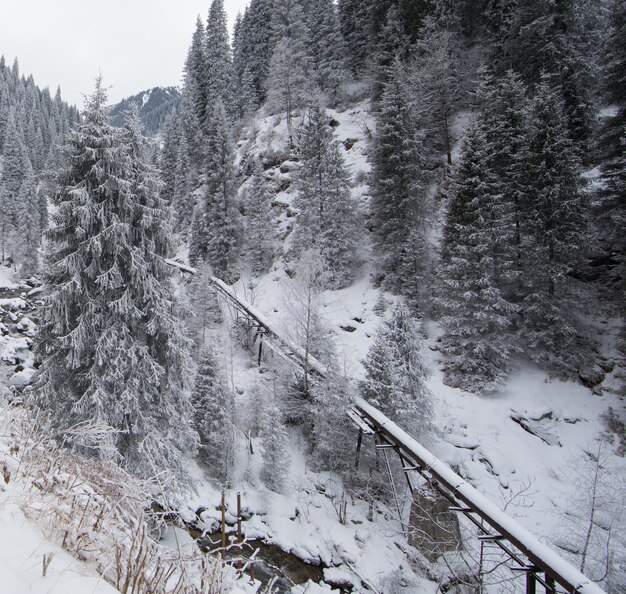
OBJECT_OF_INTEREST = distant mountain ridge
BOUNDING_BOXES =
[108,87,180,136]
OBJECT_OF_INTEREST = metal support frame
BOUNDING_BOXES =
[347,402,606,594]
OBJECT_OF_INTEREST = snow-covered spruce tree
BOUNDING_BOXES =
[337,0,373,77]
[409,15,462,167]
[520,78,591,375]
[0,111,28,260]
[191,345,235,486]
[370,62,431,304]
[310,374,355,476]
[15,163,40,276]
[371,5,409,104]
[187,260,223,351]
[292,104,358,289]
[233,0,274,110]
[34,84,198,484]
[205,0,237,121]
[305,0,349,103]
[477,68,533,301]
[170,133,194,237]
[259,393,291,492]
[361,304,433,441]
[266,0,314,144]
[193,99,238,280]
[437,120,516,394]
[243,163,275,275]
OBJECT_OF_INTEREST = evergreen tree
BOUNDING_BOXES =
[15,163,40,276]
[1,111,28,253]
[193,100,238,280]
[34,83,198,483]
[292,104,358,289]
[360,304,433,440]
[170,133,194,237]
[337,0,373,76]
[259,394,291,491]
[521,79,590,374]
[244,164,275,275]
[370,63,430,301]
[372,5,409,102]
[233,0,274,107]
[409,15,462,166]
[205,0,237,120]
[187,261,223,350]
[191,345,234,485]
[437,120,516,393]
[306,0,350,103]
[478,68,532,300]
[266,0,314,142]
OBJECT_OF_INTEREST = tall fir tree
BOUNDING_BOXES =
[244,164,275,275]
[437,120,516,393]
[15,163,40,276]
[361,304,433,440]
[259,393,291,492]
[370,62,431,302]
[205,0,237,120]
[34,84,198,484]
[521,79,590,374]
[191,345,235,486]
[292,104,358,289]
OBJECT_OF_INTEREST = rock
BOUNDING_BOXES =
[579,363,605,388]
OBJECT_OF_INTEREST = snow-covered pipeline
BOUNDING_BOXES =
[353,396,606,594]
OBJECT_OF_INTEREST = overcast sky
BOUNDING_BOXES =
[0,0,250,107]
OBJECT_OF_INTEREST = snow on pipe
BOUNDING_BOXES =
[352,396,607,594]
[164,259,328,377]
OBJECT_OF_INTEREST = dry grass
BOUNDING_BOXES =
[0,403,230,594]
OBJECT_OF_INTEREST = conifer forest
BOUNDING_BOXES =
[0,1,625,593]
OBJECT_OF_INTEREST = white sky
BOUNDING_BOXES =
[0,0,249,107]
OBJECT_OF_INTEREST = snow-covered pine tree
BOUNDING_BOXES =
[437,120,516,393]
[191,345,235,486]
[160,111,181,206]
[187,260,223,351]
[370,62,431,304]
[15,163,40,276]
[259,393,291,492]
[409,15,462,166]
[292,104,358,289]
[203,99,239,280]
[205,0,237,121]
[477,68,532,301]
[34,83,198,484]
[305,0,349,103]
[266,0,314,143]
[371,5,409,103]
[170,133,194,237]
[243,163,275,275]
[521,78,591,375]
[360,304,433,441]
[233,0,274,109]
[337,0,372,76]
[0,111,28,259]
